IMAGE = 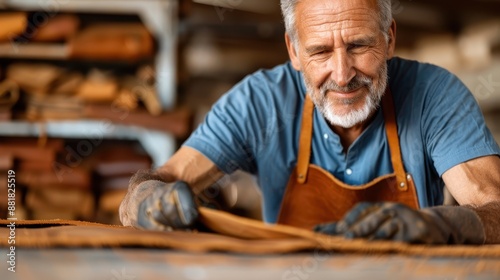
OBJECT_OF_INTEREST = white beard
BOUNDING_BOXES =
[319,92,379,128]
[304,62,388,128]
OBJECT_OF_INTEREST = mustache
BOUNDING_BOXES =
[319,74,372,94]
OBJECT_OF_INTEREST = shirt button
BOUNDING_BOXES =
[323,134,329,140]
[346,168,353,175]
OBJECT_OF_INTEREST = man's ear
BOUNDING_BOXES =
[285,33,301,71]
[386,19,397,58]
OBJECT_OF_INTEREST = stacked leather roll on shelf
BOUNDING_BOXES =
[2,62,192,138]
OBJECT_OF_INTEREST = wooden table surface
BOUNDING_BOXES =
[3,248,500,280]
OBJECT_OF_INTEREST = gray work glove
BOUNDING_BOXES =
[314,202,485,244]
[137,180,199,231]
[119,170,198,231]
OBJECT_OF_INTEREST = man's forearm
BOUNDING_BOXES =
[155,146,225,194]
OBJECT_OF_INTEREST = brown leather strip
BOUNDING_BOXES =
[2,210,500,257]
[382,89,409,191]
[296,95,315,183]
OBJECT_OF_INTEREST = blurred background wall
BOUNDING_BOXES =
[0,0,499,223]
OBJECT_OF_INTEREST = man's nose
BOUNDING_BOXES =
[329,50,355,87]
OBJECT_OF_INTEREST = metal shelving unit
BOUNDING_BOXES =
[0,120,176,166]
[0,0,179,166]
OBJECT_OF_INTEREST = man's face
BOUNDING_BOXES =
[286,0,395,128]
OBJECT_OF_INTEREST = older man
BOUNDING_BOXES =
[120,0,500,244]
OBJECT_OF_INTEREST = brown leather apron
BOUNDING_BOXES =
[277,89,420,230]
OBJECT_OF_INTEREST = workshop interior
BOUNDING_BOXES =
[0,0,500,279]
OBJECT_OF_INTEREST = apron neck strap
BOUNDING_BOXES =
[296,94,315,184]
[296,89,409,190]
[381,88,409,190]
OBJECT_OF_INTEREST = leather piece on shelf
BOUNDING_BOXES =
[80,142,152,178]
[136,65,156,85]
[25,94,84,120]
[26,188,93,210]
[0,138,64,171]
[25,188,94,220]
[114,88,139,111]
[0,79,20,114]
[0,12,27,41]
[83,105,193,138]
[6,63,63,94]
[68,24,154,61]
[17,166,91,190]
[122,76,162,116]
[100,176,139,191]
[99,189,128,213]
[0,138,62,163]
[0,155,13,171]
[16,160,55,172]
[31,15,80,42]
[52,72,84,95]
[1,207,500,257]
[1,137,64,150]
[75,70,119,103]
[5,63,83,96]
[0,110,11,121]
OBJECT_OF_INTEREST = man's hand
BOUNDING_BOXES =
[137,180,198,231]
[314,202,485,244]
[119,170,198,231]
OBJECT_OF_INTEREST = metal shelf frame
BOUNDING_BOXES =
[0,120,176,167]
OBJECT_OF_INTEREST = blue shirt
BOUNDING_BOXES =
[184,57,500,223]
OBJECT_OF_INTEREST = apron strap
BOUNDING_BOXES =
[296,95,314,183]
[297,89,409,189]
[381,89,409,191]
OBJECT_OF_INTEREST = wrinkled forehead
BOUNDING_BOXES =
[295,0,381,36]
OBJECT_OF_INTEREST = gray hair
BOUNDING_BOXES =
[281,0,393,44]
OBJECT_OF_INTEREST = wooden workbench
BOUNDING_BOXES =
[3,248,500,280]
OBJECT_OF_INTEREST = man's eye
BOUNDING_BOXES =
[348,44,365,51]
[312,50,330,57]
